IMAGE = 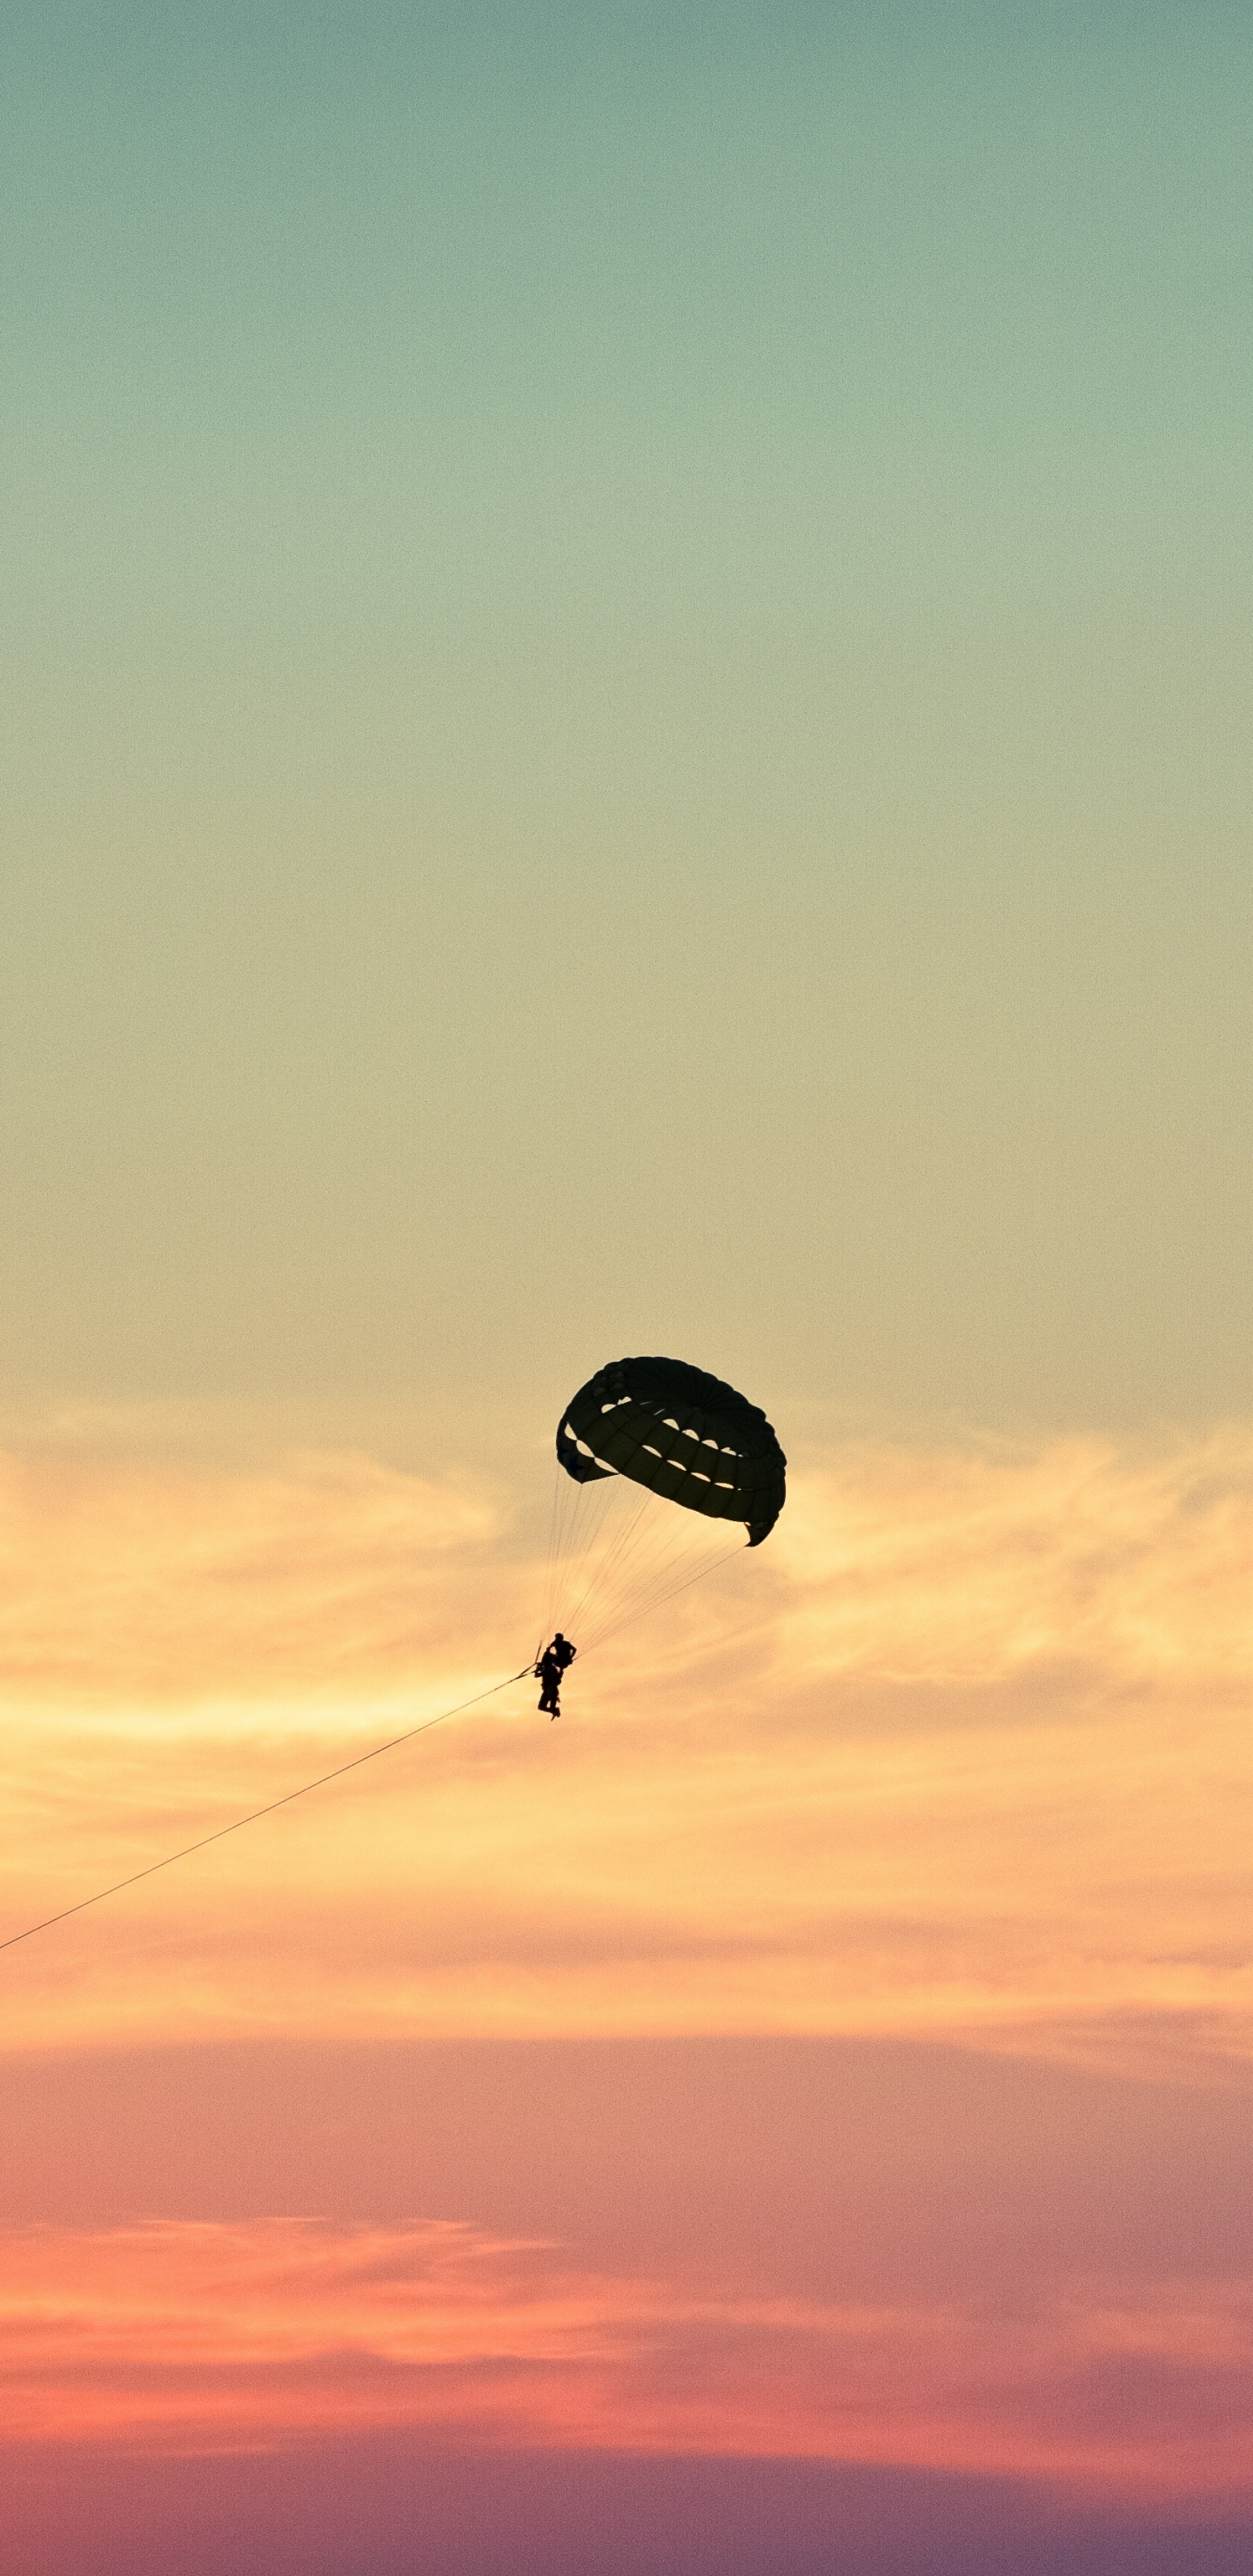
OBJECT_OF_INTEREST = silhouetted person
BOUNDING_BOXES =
[536,1632,577,1717]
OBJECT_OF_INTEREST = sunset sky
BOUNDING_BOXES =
[3,6,1251,2572]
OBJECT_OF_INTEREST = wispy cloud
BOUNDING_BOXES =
[776,1430,1253,1689]
[2,2217,1249,2502]
[0,1439,509,1705]
[0,1419,1249,2065]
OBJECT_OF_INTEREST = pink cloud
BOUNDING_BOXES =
[1,2218,1249,2503]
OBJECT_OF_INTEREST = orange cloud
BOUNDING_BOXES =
[1,2218,1249,2503]
[0,1434,510,1704]
[0,1413,1250,2068]
[776,1428,1253,1688]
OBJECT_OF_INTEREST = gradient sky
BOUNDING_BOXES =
[2,7,1250,2572]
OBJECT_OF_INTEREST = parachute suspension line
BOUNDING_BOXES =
[550,1476,686,1647]
[540,1462,570,1650]
[545,1449,612,1640]
[578,1526,740,1651]
[570,1494,731,1646]
[0,1663,536,1962]
[561,1484,653,1638]
[540,1473,568,1649]
[543,1452,625,1645]
[577,1539,747,1657]
[539,1457,563,1655]
[568,1514,686,1642]
[546,1474,746,1656]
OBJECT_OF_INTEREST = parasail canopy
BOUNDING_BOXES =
[556,1355,787,1547]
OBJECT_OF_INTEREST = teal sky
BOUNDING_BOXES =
[3,3,1250,1431]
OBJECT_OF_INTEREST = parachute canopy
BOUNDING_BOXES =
[556,1355,787,1547]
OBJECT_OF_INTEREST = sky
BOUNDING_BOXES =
[2,5,1250,2572]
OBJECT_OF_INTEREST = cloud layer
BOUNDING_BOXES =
[3,2214,1250,2502]
[1,1417,1250,2063]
